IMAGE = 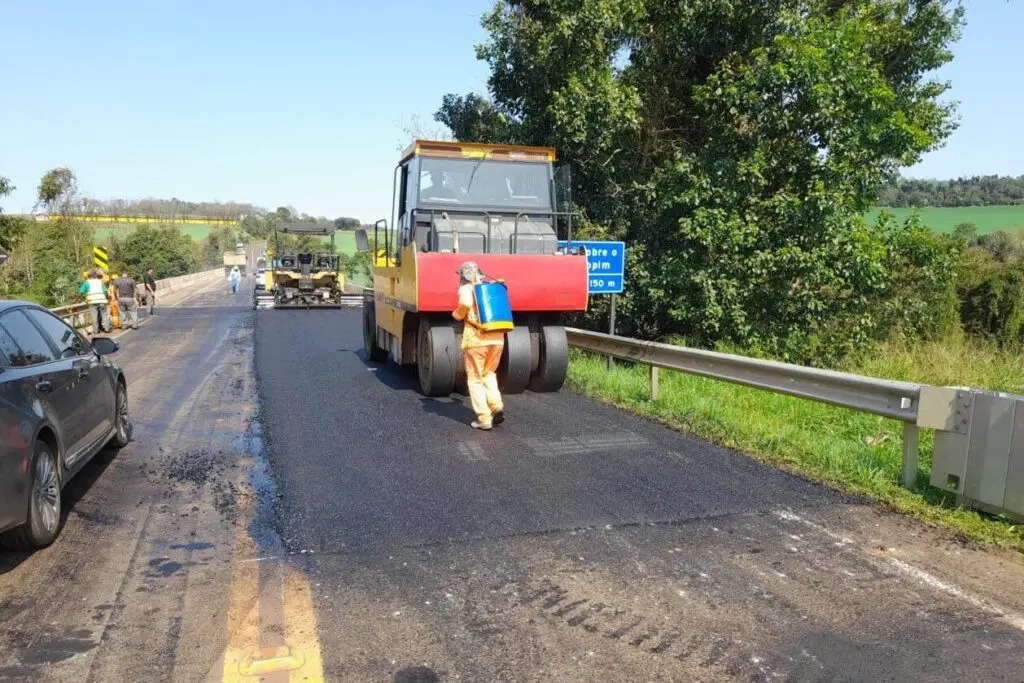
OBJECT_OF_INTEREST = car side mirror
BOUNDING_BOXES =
[92,337,119,356]
[355,228,370,253]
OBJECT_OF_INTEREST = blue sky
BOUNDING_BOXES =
[1,0,1021,222]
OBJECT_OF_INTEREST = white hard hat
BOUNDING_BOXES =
[456,261,482,280]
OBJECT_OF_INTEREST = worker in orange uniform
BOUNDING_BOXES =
[452,261,506,430]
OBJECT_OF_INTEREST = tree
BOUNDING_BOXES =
[36,167,80,216]
[241,214,269,238]
[953,222,978,243]
[34,167,92,271]
[436,0,966,363]
[0,176,27,251]
[112,225,200,278]
[397,113,454,151]
[201,226,245,267]
[333,217,361,230]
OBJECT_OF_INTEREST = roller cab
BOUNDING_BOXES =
[358,139,588,396]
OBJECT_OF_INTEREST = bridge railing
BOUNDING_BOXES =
[50,268,223,333]
[566,328,1024,522]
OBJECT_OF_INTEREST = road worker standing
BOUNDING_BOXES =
[79,269,111,334]
[451,261,506,430]
[113,268,139,330]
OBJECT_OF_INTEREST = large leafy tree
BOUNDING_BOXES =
[436,0,965,362]
[111,225,201,278]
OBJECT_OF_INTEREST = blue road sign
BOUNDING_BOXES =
[558,240,626,294]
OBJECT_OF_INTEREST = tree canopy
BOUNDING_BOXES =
[436,0,966,362]
[878,175,1024,207]
[109,225,201,278]
[0,176,27,252]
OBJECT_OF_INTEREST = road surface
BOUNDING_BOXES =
[0,290,1022,682]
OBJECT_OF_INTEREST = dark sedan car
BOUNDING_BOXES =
[0,301,131,550]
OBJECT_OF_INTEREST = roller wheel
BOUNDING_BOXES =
[498,326,532,395]
[417,317,458,397]
[528,325,569,392]
[363,301,386,362]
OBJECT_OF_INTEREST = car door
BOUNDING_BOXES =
[0,325,36,533]
[23,307,114,453]
[0,309,82,462]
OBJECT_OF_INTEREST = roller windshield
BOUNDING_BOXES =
[418,158,553,211]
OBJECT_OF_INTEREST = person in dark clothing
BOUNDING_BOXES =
[143,268,157,315]
[113,269,139,329]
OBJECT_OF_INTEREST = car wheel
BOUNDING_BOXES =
[112,381,131,448]
[0,441,63,550]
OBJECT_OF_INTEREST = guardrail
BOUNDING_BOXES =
[566,328,1024,522]
[50,268,223,333]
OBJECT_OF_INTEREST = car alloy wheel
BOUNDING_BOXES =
[32,446,61,538]
[113,383,131,447]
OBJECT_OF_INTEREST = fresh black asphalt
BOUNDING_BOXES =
[251,308,1024,682]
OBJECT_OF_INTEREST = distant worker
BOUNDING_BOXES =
[79,269,111,335]
[103,272,122,330]
[229,266,241,294]
[143,268,157,315]
[113,269,139,330]
[451,261,505,430]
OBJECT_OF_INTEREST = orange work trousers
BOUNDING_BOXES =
[464,344,504,424]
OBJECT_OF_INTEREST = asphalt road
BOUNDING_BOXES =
[3,283,1024,682]
[0,278,268,682]
[255,309,1024,682]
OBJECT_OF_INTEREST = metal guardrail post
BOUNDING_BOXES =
[903,423,920,489]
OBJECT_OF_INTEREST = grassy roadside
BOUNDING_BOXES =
[567,336,1024,553]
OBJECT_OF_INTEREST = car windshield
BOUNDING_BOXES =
[418,157,553,211]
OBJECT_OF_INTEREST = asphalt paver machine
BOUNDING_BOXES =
[254,221,345,309]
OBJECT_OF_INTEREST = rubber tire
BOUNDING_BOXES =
[0,441,62,551]
[111,381,131,448]
[363,301,386,363]
[498,326,532,395]
[417,317,458,397]
[528,325,570,393]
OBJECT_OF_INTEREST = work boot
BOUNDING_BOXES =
[471,420,493,431]
[492,409,505,426]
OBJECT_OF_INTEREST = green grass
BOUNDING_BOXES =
[567,334,1024,553]
[868,205,1024,235]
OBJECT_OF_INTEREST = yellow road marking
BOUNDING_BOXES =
[283,566,325,682]
[218,471,325,681]
[240,645,304,676]
[221,524,261,682]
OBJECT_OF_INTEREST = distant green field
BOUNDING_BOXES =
[324,231,357,255]
[83,222,360,255]
[868,205,1024,235]
[91,222,222,243]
